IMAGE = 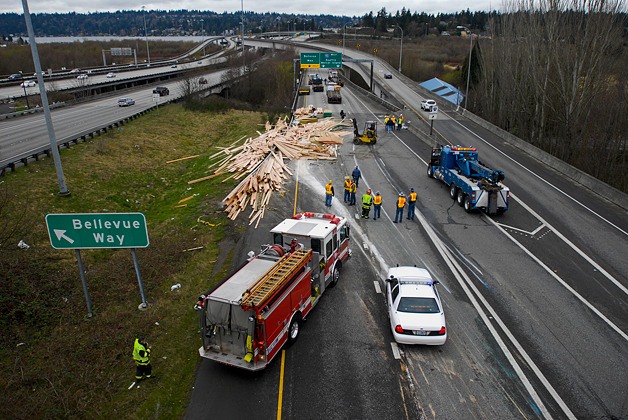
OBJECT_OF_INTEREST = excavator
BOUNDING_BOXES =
[352,118,378,145]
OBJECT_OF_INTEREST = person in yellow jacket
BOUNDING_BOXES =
[397,114,404,131]
[133,336,153,381]
[393,192,406,223]
[407,188,417,220]
[325,180,334,207]
[373,191,383,220]
[349,179,357,206]
[361,188,373,219]
[343,176,352,203]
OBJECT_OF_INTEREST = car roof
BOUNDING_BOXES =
[387,266,437,298]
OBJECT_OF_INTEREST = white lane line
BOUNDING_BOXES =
[486,216,628,342]
[510,192,626,295]
[391,342,401,360]
[452,117,627,236]
[416,210,571,419]
[497,222,547,236]
[374,281,382,294]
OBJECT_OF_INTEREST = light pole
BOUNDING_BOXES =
[240,0,245,72]
[200,19,205,55]
[458,25,473,111]
[142,6,150,65]
[394,25,403,73]
[342,23,351,57]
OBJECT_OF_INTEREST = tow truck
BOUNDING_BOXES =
[427,145,510,214]
[196,212,351,370]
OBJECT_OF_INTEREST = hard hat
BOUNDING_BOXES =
[375,191,380,195]
[399,192,404,196]
[345,175,350,179]
[329,180,333,183]
[410,188,414,192]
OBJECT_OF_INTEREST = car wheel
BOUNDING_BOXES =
[464,196,473,213]
[329,266,340,288]
[449,184,458,199]
[457,190,465,206]
[427,165,434,178]
[287,313,302,345]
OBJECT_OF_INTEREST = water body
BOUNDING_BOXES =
[34,36,215,43]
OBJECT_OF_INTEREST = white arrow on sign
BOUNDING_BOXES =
[54,229,75,244]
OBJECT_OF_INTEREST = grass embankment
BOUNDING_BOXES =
[0,105,265,418]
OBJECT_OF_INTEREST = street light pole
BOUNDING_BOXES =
[458,26,473,111]
[342,23,350,57]
[142,6,150,65]
[241,0,245,72]
[394,25,403,73]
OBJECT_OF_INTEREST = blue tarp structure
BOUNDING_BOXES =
[419,78,463,106]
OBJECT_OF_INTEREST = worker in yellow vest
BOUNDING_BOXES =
[407,188,417,220]
[361,189,373,219]
[325,180,334,207]
[373,191,383,220]
[393,192,406,223]
[133,336,153,382]
[397,114,404,131]
[349,179,357,206]
[343,176,352,203]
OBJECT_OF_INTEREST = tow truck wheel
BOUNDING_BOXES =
[329,266,340,288]
[427,166,434,178]
[449,184,458,199]
[457,190,465,206]
[287,313,302,345]
[463,196,473,213]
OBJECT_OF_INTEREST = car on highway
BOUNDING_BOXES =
[70,68,81,73]
[171,64,178,68]
[385,266,447,345]
[106,72,116,78]
[197,60,203,64]
[420,99,436,111]
[384,72,393,79]
[76,74,89,80]
[117,97,135,107]
[198,77,208,84]
[153,86,170,96]
[20,80,37,87]
[8,73,22,80]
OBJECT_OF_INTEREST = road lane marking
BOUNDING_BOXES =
[391,342,401,359]
[486,216,628,342]
[374,281,382,294]
[276,350,286,420]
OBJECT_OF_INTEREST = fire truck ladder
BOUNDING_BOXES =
[241,249,312,310]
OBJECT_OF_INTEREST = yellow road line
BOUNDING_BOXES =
[276,350,286,420]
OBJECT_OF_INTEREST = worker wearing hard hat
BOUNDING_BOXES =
[393,192,406,223]
[325,180,334,207]
[397,114,404,131]
[349,178,357,206]
[361,189,373,219]
[407,188,417,220]
[343,176,352,203]
[373,191,383,220]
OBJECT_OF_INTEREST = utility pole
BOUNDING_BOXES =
[142,6,151,65]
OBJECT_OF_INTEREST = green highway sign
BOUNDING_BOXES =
[300,52,320,68]
[320,52,342,69]
[45,213,149,249]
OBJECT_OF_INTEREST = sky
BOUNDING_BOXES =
[9,1,499,16]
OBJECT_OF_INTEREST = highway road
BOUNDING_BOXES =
[2,37,625,419]
[186,57,627,419]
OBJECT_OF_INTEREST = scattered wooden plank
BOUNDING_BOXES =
[166,155,200,164]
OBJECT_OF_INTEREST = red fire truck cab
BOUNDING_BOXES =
[197,213,350,370]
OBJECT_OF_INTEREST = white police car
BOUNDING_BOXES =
[385,266,447,345]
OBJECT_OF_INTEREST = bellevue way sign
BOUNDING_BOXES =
[46,213,149,249]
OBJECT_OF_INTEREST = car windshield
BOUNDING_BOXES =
[397,297,440,313]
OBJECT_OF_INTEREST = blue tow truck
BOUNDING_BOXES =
[427,145,510,215]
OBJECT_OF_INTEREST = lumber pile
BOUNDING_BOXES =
[189,116,352,226]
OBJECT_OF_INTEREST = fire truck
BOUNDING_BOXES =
[196,212,351,370]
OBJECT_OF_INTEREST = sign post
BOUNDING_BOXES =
[429,107,438,135]
[46,213,150,315]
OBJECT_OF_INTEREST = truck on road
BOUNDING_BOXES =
[326,84,342,104]
[196,212,351,370]
[427,145,510,215]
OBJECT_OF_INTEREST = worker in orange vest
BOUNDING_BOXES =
[349,179,357,206]
[407,188,417,220]
[325,180,334,207]
[393,192,406,223]
[343,176,352,203]
[373,191,383,220]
